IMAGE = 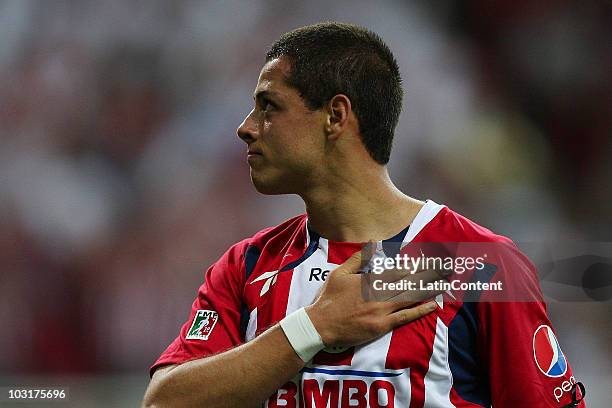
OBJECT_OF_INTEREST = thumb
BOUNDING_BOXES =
[338,240,376,275]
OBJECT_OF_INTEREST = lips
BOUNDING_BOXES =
[247,149,263,165]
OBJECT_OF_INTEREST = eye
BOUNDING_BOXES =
[261,98,276,112]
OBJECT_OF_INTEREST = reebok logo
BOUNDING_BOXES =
[309,267,331,281]
[251,270,280,297]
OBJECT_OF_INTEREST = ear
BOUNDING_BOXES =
[325,94,352,140]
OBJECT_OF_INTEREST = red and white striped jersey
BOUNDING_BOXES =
[152,200,585,407]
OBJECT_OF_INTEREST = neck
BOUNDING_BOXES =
[300,166,424,242]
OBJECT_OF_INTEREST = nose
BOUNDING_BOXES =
[237,109,257,144]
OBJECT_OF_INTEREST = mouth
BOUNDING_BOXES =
[247,150,263,165]
[247,149,263,157]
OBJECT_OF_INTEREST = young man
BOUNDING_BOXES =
[143,23,585,407]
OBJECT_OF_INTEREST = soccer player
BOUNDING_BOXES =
[143,23,585,407]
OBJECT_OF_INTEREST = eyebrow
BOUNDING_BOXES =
[253,90,281,101]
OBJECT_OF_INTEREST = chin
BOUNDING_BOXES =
[250,173,293,195]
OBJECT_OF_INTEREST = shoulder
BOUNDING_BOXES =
[223,213,308,260]
[419,204,513,245]
[423,204,541,293]
[203,214,308,288]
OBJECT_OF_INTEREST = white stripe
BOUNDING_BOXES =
[402,200,445,247]
[305,220,316,247]
[304,333,412,405]
[245,307,258,341]
[350,332,394,371]
[285,239,329,316]
[423,317,456,407]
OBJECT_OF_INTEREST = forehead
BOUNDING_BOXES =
[254,57,295,97]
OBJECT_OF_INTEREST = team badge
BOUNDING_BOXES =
[186,310,219,340]
[533,324,567,377]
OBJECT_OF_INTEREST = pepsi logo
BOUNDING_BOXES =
[533,325,568,377]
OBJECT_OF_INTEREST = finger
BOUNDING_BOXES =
[411,265,453,280]
[384,284,445,304]
[367,267,447,303]
[375,266,450,289]
[386,301,437,328]
[405,267,452,285]
[361,240,376,268]
[337,240,375,275]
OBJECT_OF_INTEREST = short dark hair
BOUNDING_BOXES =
[266,22,403,164]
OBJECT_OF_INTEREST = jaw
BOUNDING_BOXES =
[250,169,294,195]
[248,148,326,195]
[250,164,316,196]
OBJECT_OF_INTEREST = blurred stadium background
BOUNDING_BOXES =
[0,0,610,406]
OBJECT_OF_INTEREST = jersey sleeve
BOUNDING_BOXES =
[477,243,586,407]
[150,241,248,376]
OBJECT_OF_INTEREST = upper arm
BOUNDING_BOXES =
[150,364,176,381]
[142,364,177,407]
[478,244,585,407]
[150,242,250,376]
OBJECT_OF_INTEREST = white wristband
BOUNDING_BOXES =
[279,307,325,362]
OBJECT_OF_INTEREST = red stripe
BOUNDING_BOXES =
[449,387,486,407]
[385,314,439,408]
[327,242,363,264]
[255,269,294,335]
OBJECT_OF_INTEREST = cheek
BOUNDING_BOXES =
[286,116,325,149]
[263,120,298,151]
[264,114,325,161]
[283,131,320,159]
